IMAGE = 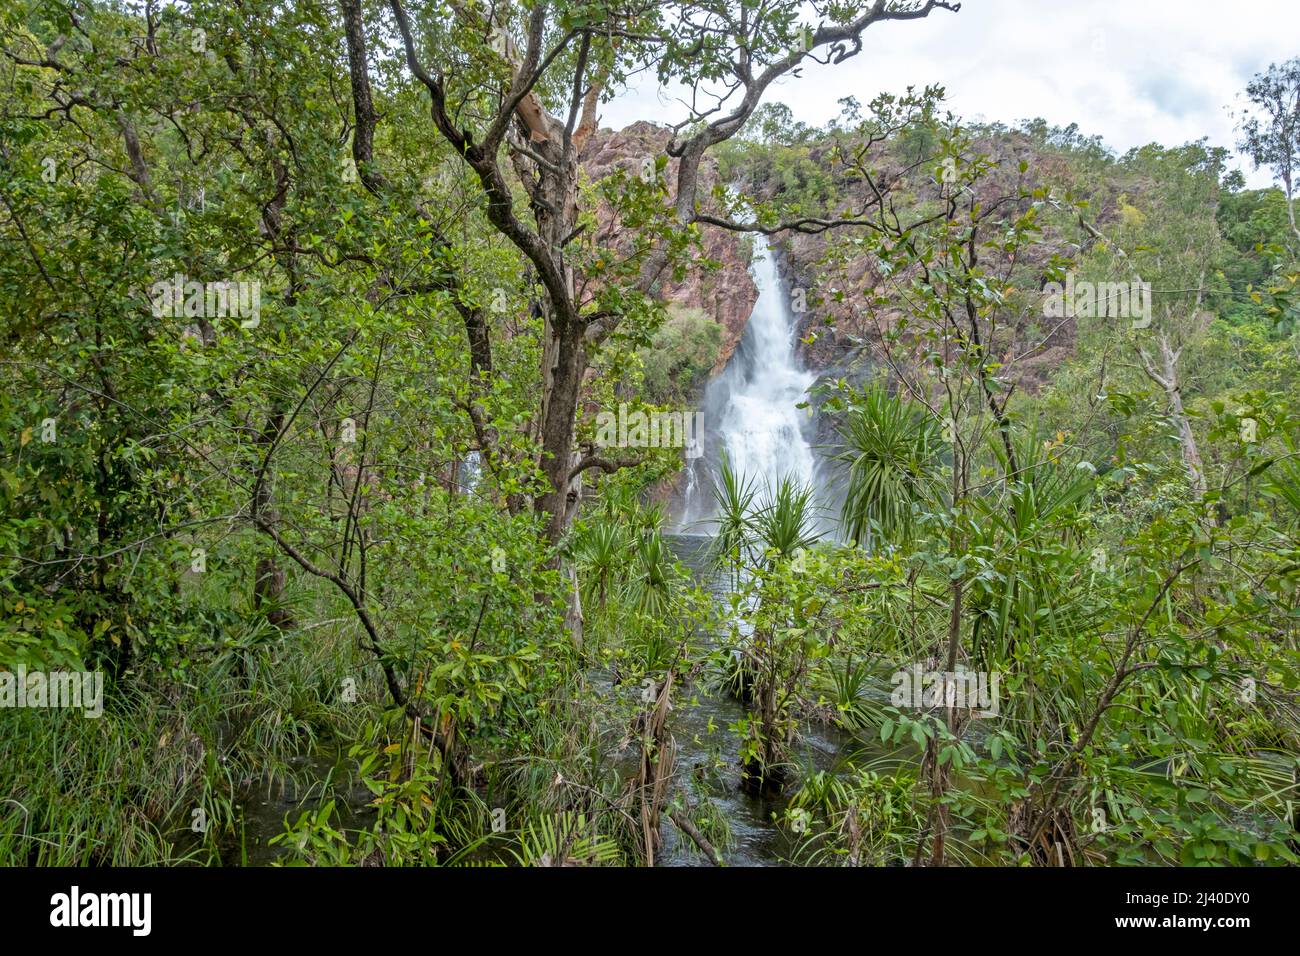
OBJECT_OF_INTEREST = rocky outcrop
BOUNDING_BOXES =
[581,122,757,377]
[743,130,1127,394]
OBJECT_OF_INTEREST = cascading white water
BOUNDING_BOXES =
[678,235,817,526]
[458,450,481,495]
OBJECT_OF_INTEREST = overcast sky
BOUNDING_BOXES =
[600,0,1297,189]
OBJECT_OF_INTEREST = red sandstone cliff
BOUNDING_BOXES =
[581,122,757,375]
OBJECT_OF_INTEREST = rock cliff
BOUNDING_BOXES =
[581,122,757,375]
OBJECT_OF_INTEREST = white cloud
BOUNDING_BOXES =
[600,0,1296,188]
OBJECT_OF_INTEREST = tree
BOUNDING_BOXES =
[1116,144,1227,502]
[1238,57,1300,245]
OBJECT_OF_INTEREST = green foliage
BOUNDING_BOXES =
[829,384,944,547]
[636,306,722,405]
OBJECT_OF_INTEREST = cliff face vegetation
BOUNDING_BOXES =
[640,117,1248,401]
[583,117,1143,403]
[766,127,1080,389]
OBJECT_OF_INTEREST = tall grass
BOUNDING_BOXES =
[0,609,378,865]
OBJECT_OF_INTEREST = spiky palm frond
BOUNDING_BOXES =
[752,475,820,563]
[706,453,759,581]
[834,386,943,548]
[623,527,682,618]
[573,518,629,610]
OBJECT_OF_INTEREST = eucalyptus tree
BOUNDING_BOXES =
[1,1,551,729]
[0,0,361,665]
[1114,144,1229,503]
[1238,57,1300,246]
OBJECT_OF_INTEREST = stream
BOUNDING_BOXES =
[656,532,866,866]
[658,239,866,865]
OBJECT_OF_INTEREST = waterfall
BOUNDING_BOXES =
[678,235,817,528]
[458,450,481,495]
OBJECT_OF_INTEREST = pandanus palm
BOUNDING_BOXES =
[834,386,943,549]
[752,475,821,564]
[969,421,1103,741]
[574,519,629,611]
[624,527,680,618]
[706,453,759,589]
[737,473,822,792]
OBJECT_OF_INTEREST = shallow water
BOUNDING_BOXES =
[232,531,883,867]
[656,532,873,866]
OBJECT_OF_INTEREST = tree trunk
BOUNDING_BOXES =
[252,408,292,627]
[1140,333,1207,499]
[1285,174,1300,244]
[534,321,586,546]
